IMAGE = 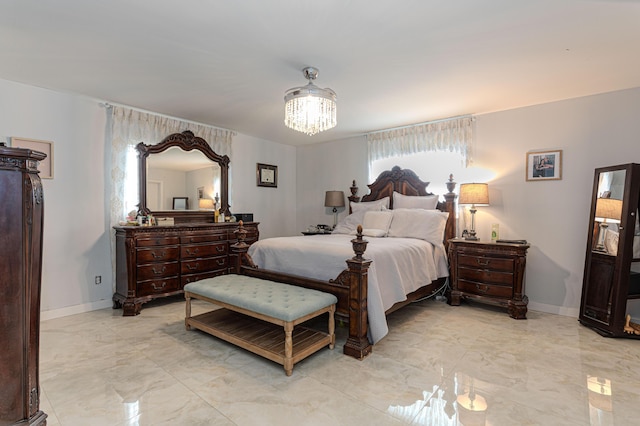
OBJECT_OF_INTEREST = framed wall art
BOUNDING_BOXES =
[257,163,278,188]
[526,150,562,181]
[10,137,54,179]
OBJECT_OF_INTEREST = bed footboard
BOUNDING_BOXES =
[231,222,373,359]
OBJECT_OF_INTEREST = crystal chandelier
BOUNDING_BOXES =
[284,67,337,136]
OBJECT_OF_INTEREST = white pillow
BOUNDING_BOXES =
[350,196,390,213]
[362,210,393,236]
[361,229,387,237]
[393,191,439,210]
[388,208,449,245]
[333,209,367,234]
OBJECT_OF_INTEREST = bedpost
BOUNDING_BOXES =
[231,221,256,273]
[343,225,373,360]
[443,174,457,243]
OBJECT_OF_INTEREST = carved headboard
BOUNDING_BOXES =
[350,166,457,242]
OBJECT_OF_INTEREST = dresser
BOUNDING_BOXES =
[448,239,530,319]
[113,222,259,316]
[0,146,48,425]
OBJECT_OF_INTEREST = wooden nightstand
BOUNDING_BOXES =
[447,238,530,319]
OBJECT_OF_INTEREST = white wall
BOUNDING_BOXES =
[0,79,112,318]
[296,87,640,318]
[0,78,297,319]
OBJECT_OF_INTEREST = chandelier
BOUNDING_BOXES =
[284,67,337,136]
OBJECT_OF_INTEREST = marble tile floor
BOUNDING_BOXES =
[38,297,640,426]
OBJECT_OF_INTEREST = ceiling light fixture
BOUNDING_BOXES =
[284,67,336,136]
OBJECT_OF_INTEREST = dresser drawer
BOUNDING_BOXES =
[458,279,513,299]
[137,246,180,263]
[181,255,228,274]
[137,261,180,281]
[137,277,180,296]
[180,242,227,259]
[458,267,514,286]
[137,236,180,247]
[458,254,514,272]
[181,270,227,286]
[181,233,226,244]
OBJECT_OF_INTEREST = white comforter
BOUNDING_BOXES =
[247,234,449,343]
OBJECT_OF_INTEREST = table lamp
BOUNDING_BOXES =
[594,197,622,252]
[459,183,490,241]
[325,190,345,229]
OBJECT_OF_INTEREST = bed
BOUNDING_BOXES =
[234,166,457,359]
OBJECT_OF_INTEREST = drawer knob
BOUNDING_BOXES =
[187,263,199,271]
[216,259,226,266]
[151,266,167,275]
[152,282,167,291]
[216,246,225,252]
[475,284,489,293]
[186,248,199,256]
[151,251,165,259]
[477,259,490,266]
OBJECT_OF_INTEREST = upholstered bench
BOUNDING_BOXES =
[184,275,337,376]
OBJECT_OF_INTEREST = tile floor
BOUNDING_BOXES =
[38,297,640,425]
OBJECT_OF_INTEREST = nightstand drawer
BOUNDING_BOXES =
[458,267,514,286]
[458,254,514,272]
[458,279,513,299]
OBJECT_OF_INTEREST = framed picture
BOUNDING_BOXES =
[526,150,562,181]
[172,197,188,210]
[197,187,204,199]
[10,137,54,179]
[257,163,278,188]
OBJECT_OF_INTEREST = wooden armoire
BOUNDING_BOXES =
[0,145,48,425]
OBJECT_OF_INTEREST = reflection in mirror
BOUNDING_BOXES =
[593,170,626,255]
[147,147,221,211]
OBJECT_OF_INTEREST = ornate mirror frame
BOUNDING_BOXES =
[137,130,230,223]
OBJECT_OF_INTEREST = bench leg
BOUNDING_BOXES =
[328,305,335,350]
[185,293,192,331]
[284,322,293,376]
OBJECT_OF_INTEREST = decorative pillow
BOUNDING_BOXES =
[361,229,387,237]
[362,210,393,236]
[350,196,390,213]
[393,191,439,210]
[388,208,449,245]
[333,209,368,234]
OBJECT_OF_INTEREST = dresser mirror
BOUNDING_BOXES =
[137,130,229,223]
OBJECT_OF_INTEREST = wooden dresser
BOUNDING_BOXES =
[113,222,259,316]
[0,146,48,425]
[448,238,530,319]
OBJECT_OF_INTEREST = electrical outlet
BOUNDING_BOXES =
[95,276,102,285]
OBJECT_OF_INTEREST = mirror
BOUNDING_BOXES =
[592,169,626,255]
[138,130,229,222]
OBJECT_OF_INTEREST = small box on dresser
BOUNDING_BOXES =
[447,238,530,319]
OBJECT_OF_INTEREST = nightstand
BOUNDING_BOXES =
[447,238,530,319]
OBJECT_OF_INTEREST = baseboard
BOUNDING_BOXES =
[527,301,579,318]
[41,299,113,321]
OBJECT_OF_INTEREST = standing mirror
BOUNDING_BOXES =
[580,163,640,337]
[137,130,230,223]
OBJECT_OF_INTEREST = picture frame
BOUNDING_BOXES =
[257,163,278,188]
[10,137,54,179]
[172,197,189,210]
[526,150,562,181]
[197,187,204,199]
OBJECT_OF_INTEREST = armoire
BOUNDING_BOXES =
[0,145,48,425]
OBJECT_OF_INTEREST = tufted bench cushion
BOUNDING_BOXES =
[184,275,337,322]
[184,274,337,376]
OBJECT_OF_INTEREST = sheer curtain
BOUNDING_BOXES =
[107,105,235,289]
[366,115,474,167]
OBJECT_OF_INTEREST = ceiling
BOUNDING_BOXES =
[2,0,639,146]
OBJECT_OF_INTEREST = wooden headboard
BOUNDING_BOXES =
[350,166,457,243]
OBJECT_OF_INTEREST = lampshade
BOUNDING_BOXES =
[459,183,490,206]
[198,198,214,210]
[284,67,337,136]
[595,198,622,222]
[324,191,345,208]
